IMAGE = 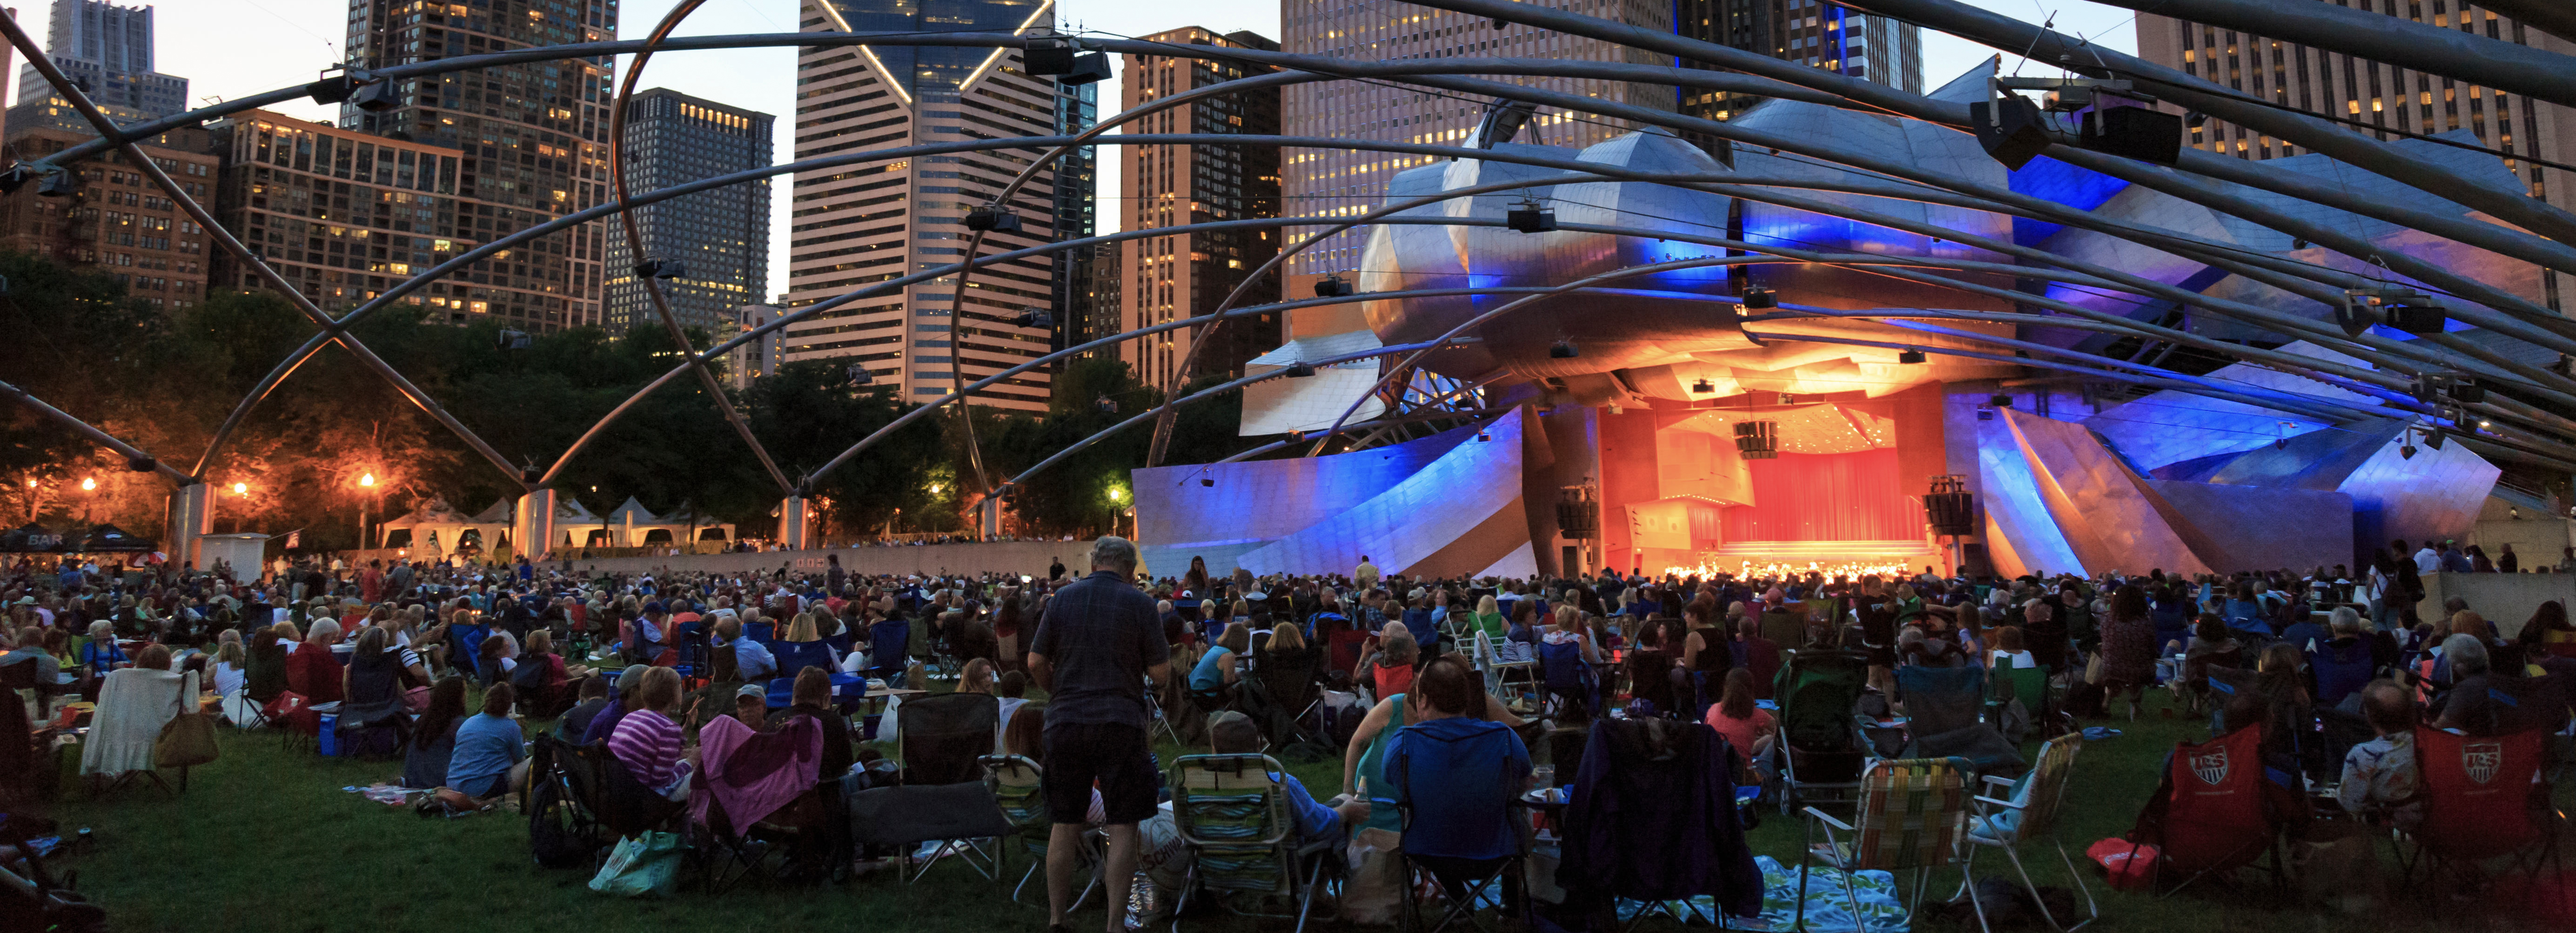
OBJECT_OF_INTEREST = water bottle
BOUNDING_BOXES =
[1123,871,1161,929]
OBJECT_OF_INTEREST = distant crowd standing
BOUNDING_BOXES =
[3,533,2569,921]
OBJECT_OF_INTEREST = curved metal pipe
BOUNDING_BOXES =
[0,380,193,484]
[2080,0,2576,112]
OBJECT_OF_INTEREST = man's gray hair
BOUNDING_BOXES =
[2329,606,2362,634]
[2442,633,2490,678]
[1089,536,1138,574]
[307,618,342,643]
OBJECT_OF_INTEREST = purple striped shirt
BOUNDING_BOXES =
[608,709,684,790]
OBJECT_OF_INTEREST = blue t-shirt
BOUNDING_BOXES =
[1382,717,1531,860]
[727,637,777,680]
[1190,646,1235,691]
[446,713,525,794]
[1277,772,1343,845]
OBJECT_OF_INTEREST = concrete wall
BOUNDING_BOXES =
[553,541,1080,580]
[2417,572,2576,639]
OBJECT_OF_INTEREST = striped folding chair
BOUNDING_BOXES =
[1797,756,1985,933]
[1168,753,1336,933]
[980,754,1102,908]
[1963,733,2094,931]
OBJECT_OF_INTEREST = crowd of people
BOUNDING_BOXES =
[4,532,2570,924]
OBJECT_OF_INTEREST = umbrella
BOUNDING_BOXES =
[75,523,156,553]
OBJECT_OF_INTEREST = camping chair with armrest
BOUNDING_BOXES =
[1760,609,1808,652]
[447,621,492,682]
[2173,647,2242,715]
[1387,722,1531,933]
[1962,733,2094,932]
[690,714,826,892]
[78,666,197,797]
[745,620,775,644]
[762,640,848,709]
[1168,753,1340,933]
[982,753,1104,908]
[867,618,912,687]
[1248,648,1328,750]
[2395,726,2562,900]
[523,734,607,870]
[673,620,708,684]
[1797,756,1986,933]
[1776,649,1871,814]
[1536,639,1599,721]
[2308,640,2375,710]
[2126,724,2285,896]
[1894,664,2023,775]
[890,691,1003,880]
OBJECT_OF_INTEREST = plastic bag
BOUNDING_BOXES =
[588,830,686,898]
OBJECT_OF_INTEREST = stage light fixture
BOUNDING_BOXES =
[1314,275,1354,298]
[36,169,77,197]
[353,77,401,113]
[1976,406,1995,421]
[2388,304,2447,334]
[0,165,31,194]
[125,456,156,473]
[1742,287,1778,309]
[2080,105,2184,165]
[1550,340,1579,359]
[1971,93,2050,170]
[2423,428,2444,451]
[1095,395,1117,414]
[2449,379,2487,404]
[1200,476,1214,488]
[2291,239,2308,250]
[1055,51,1113,85]
[1898,349,1926,364]
[1013,307,1053,329]
[1690,378,1714,393]
[495,329,532,352]
[965,204,1021,232]
[1284,362,1316,378]
[1022,39,1077,76]
[1989,393,2014,408]
[845,364,874,386]
[1477,431,1492,442]
[2399,444,2417,460]
[1506,198,1556,233]
[307,72,355,105]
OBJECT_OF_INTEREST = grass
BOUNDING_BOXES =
[28,682,2574,933]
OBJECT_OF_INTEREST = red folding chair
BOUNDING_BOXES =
[2126,725,2284,895]
[2400,727,2562,899]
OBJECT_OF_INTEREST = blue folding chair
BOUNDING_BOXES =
[1538,640,1599,719]
[869,618,912,687]
[674,620,708,680]
[746,620,776,645]
[2308,640,2375,709]
[448,623,492,681]
[1386,720,1532,933]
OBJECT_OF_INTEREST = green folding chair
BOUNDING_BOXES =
[980,754,1101,908]
[1168,753,1337,933]
[1797,756,1987,933]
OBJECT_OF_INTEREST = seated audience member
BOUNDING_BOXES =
[1380,656,1531,835]
[208,639,248,697]
[779,667,855,780]
[1989,625,2039,669]
[1191,622,1251,692]
[1897,626,1966,668]
[1703,667,1776,782]
[403,677,471,790]
[477,632,517,687]
[579,664,653,746]
[245,627,290,702]
[731,683,771,730]
[715,616,775,682]
[2429,634,2505,733]
[1359,631,1419,700]
[1736,618,1782,699]
[1543,606,1604,665]
[609,666,691,795]
[1207,709,1368,845]
[557,674,613,740]
[448,682,530,802]
[958,657,997,695]
[2334,680,2421,828]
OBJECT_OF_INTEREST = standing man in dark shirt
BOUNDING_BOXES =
[1027,536,1169,933]
[1048,555,1067,582]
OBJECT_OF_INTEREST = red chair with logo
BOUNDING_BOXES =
[2403,727,2560,894]
[2125,725,2284,895]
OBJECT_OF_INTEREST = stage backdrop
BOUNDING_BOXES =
[1721,448,1916,542]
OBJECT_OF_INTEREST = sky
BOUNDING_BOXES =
[109,0,2140,300]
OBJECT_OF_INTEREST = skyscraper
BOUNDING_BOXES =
[342,0,616,331]
[784,0,1067,412]
[2135,4,2572,310]
[601,88,772,339]
[1050,79,1098,353]
[16,0,188,118]
[1117,28,1283,386]
[1675,0,1922,123]
[1278,1,1677,337]
[0,117,215,310]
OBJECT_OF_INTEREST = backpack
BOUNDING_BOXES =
[526,772,597,868]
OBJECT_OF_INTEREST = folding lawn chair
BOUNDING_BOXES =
[691,715,826,891]
[982,753,1104,907]
[1556,718,1764,930]
[1537,639,1599,720]
[1168,753,1340,933]
[1895,664,2022,775]
[2126,724,2285,896]
[867,617,912,687]
[524,735,607,869]
[1797,756,1985,933]
[1963,733,2093,931]
[887,692,1003,880]
[1248,649,1328,750]
[2395,726,2562,903]
[1387,720,1531,933]
[1775,649,1871,814]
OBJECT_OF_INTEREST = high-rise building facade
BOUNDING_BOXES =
[0,120,215,309]
[601,89,772,339]
[1079,240,1122,356]
[1117,28,1284,387]
[1050,79,1098,353]
[2135,2,2574,310]
[342,0,617,331]
[784,0,1066,412]
[17,0,188,118]
[203,110,556,321]
[1676,0,1921,123]
[1278,0,1677,337]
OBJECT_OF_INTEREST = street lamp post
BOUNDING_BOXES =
[358,472,376,549]
[78,476,95,526]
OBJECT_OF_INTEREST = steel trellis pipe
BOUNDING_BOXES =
[2077,0,2576,111]
[0,11,533,489]
[602,0,794,494]
[0,380,193,484]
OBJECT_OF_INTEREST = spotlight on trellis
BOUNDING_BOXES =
[1741,287,1778,310]
[1022,38,1077,76]
[965,203,1021,232]
[1689,378,1714,394]
[1549,340,1578,359]
[1285,362,1316,378]
[1506,198,1556,233]
[1314,275,1354,298]
[1898,348,1926,364]
[1013,307,1053,329]
[845,364,874,387]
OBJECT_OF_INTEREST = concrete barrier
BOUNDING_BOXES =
[554,540,1086,580]
[2416,571,2576,638]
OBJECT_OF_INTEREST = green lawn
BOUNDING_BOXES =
[29,684,2572,933]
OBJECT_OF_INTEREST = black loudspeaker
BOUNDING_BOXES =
[2388,305,2447,334]
[1732,420,1778,460]
[1556,488,1600,540]
[2082,106,2183,165]
[1925,475,1976,536]
[1972,96,2051,170]
[1023,44,1076,76]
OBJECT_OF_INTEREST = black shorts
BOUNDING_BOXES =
[1041,722,1158,825]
